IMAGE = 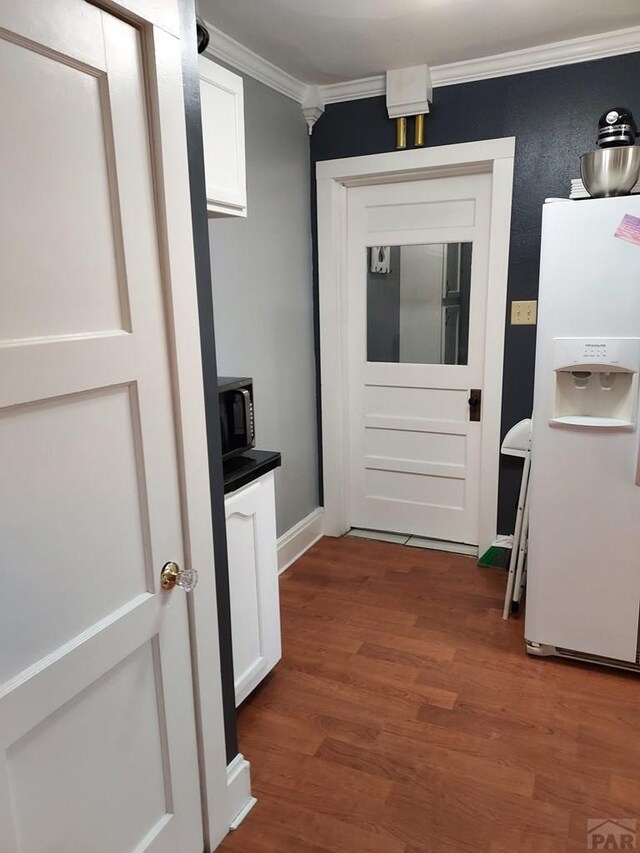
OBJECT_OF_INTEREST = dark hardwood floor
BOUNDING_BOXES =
[219,535,640,853]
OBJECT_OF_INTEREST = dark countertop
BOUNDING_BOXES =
[222,449,282,495]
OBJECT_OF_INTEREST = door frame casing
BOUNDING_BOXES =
[316,138,515,556]
[92,1,233,847]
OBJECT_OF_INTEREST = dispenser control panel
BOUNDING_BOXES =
[581,341,609,362]
[553,337,640,373]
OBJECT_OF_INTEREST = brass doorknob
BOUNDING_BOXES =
[160,561,199,592]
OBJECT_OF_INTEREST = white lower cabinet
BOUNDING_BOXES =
[225,471,281,705]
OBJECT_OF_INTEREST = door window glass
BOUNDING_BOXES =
[366,242,472,365]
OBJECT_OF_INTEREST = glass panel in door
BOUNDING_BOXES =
[366,242,473,365]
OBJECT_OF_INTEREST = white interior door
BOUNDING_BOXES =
[0,4,204,851]
[347,173,491,545]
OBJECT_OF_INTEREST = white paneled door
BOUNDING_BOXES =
[347,173,492,545]
[0,4,205,852]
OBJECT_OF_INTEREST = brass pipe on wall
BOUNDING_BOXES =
[415,113,425,147]
[396,117,407,149]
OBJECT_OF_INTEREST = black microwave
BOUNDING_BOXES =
[218,376,255,461]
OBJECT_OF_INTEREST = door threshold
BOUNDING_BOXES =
[346,528,411,545]
[347,528,478,557]
[406,536,478,557]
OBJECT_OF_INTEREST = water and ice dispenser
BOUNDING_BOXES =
[551,338,640,429]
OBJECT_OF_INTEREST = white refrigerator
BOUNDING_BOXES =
[525,195,640,669]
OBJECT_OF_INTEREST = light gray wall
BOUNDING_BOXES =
[208,71,318,536]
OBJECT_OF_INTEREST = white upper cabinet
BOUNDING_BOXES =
[199,56,247,217]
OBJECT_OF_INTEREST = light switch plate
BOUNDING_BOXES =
[511,300,537,325]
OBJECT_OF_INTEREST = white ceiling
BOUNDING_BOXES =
[199,0,640,85]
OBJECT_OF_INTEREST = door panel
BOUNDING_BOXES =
[226,509,263,683]
[226,472,282,706]
[364,426,466,466]
[7,642,169,853]
[0,37,127,341]
[348,174,491,545]
[366,196,476,232]
[0,387,149,683]
[365,468,465,507]
[0,4,203,851]
[364,384,469,419]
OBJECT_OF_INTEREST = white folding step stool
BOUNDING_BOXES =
[501,418,532,620]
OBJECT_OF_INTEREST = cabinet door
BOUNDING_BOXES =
[199,57,247,217]
[225,472,281,705]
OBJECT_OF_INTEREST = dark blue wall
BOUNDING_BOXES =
[180,1,238,763]
[310,53,640,534]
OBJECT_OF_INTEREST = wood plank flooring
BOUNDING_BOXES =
[219,536,640,853]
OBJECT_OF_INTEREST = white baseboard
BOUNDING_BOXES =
[277,507,324,574]
[226,753,256,831]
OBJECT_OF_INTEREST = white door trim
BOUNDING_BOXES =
[95,2,232,848]
[317,138,515,556]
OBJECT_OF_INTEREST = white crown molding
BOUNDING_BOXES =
[431,24,640,87]
[202,20,307,103]
[201,21,640,110]
[320,25,640,102]
[321,74,386,105]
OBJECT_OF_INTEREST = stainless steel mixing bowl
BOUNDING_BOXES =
[580,146,640,198]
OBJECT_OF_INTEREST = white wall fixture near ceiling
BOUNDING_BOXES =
[386,65,433,149]
[386,66,433,118]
